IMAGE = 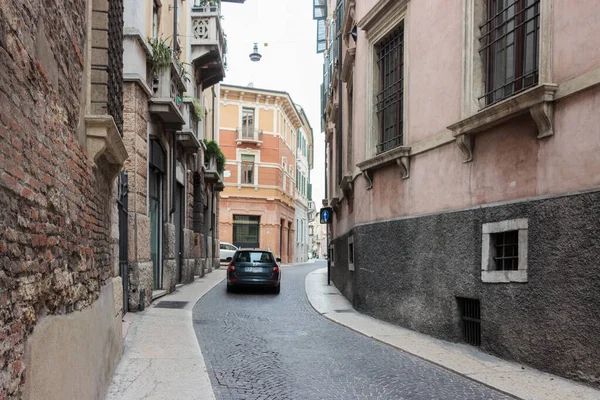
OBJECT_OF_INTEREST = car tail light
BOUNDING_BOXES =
[272,263,279,273]
[227,263,235,272]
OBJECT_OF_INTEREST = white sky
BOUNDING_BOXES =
[221,0,326,207]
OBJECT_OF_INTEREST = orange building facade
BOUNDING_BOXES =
[218,85,308,263]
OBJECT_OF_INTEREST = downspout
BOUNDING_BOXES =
[211,86,216,141]
[171,133,176,216]
[170,0,178,217]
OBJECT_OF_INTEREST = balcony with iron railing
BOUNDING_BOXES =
[191,0,227,89]
[235,128,264,146]
[148,56,186,125]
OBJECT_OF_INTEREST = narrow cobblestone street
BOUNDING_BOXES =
[192,261,514,400]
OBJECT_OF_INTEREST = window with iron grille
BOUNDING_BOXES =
[481,218,528,283]
[376,24,404,154]
[241,108,255,138]
[457,298,481,346]
[491,230,519,271]
[107,0,124,135]
[233,215,260,249]
[479,0,540,106]
[241,154,255,184]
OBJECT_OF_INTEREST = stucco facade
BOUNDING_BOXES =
[294,107,315,263]
[218,85,312,263]
[321,0,600,387]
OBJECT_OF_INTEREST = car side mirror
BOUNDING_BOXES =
[226,257,232,262]
[276,258,281,262]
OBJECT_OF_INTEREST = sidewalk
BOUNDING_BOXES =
[106,269,227,400]
[305,268,600,400]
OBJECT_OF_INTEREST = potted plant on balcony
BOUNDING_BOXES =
[203,139,225,175]
[148,36,172,92]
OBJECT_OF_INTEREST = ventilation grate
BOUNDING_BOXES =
[154,301,188,309]
[457,297,481,346]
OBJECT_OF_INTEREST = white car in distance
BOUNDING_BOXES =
[219,242,238,262]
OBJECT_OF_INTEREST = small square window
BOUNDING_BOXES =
[348,236,354,271]
[491,230,519,271]
[481,219,528,283]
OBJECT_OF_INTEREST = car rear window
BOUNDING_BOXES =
[234,251,273,263]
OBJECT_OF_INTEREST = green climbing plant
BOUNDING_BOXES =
[147,36,172,76]
[203,139,226,175]
[192,98,205,121]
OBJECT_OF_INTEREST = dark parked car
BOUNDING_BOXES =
[226,250,281,294]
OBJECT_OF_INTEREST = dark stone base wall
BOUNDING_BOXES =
[331,190,600,387]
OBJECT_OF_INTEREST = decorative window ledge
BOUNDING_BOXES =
[325,123,335,144]
[340,175,354,200]
[330,196,341,216]
[326,99,339,124]
[357,145,411,190]
[85,115,128,179]
[342,47,356,90]
[448,84,558,163]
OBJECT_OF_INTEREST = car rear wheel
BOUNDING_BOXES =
[226,285,234,293]
[272,285,280,294]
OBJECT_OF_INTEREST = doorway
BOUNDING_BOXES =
[174,182,184,283]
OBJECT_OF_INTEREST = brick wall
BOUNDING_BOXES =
[0,1,117,397]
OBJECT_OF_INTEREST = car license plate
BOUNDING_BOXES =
[246,267,263,273]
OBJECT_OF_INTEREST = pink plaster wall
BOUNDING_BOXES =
[537,88,600,193]
[552,1,600,83]
[407,1,462,143]
[333,0,600,234]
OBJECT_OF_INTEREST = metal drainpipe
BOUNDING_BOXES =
[171,133,176,216]
[211,86,216,141]
[170,0,178,217]
[173,0,178,53]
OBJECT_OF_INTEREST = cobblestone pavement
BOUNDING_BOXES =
[192,262,514,400]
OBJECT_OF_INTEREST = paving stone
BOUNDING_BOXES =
[193,265,514,400]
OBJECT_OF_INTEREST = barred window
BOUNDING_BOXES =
[479,0,540,106]
[492,230,519,271]
[376,24,404,154]
[233,215,260,249]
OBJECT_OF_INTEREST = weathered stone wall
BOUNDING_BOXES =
[122,81,153,310]
[331,190,600,387]
[0,0,120,397]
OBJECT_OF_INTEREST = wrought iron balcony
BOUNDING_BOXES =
[191,3,226,89]
[148,58,186,125]
[235,128,263,146]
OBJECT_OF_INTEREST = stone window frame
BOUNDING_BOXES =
[356,0,411,190]
[79,0,128,178]
[236,148,260,189]
[347,235,355,271]
[329,243,335,267]
[481,218,528,283]
[448,0,555,163]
